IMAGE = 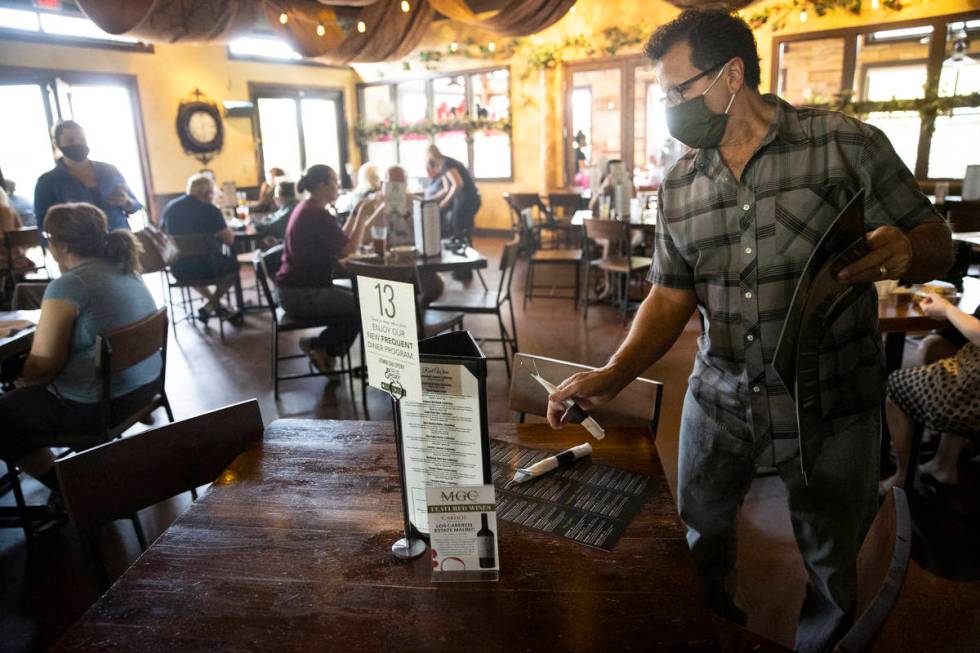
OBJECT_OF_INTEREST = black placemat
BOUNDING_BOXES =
[490,440,654,551]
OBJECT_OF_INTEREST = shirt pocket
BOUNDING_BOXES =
[772,180,853,262]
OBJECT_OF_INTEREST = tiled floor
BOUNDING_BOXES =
[2,236,978,651]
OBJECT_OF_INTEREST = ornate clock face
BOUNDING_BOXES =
[188,110,218,145]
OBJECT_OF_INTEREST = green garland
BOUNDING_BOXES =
[747,0,902,31]
[355,116,512,145]
[813,91,980,116]
[412,25,648,74]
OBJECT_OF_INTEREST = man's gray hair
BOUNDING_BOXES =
[187,173,214,196]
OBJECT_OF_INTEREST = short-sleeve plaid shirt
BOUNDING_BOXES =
[649,95,945,441]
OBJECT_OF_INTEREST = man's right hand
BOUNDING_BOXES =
[546,366,626,430]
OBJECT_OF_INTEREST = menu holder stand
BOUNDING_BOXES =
[390,392,427,560]
[413,198,442,259]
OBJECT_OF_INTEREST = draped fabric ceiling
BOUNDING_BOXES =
[75,0,580,63]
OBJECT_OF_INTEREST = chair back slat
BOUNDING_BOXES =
[255,246,282,312]
[96,307,168,374]
[170,233,214,258]
[583,217,630,243]
[4,227,42,250]
[833,486,911,653]
[55,400,264,529]
[497,238,521,301]
[508,352,663,436]
[548,192,584,219]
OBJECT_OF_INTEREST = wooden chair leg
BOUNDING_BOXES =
[523,260,533,309]
[497,310,511,379]
[6,461,34,541]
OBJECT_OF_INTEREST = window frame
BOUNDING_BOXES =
[771,10,980,182]
[248,82,352,189]
[0,3,153,53]
[0,64,155,223]
[356,65,514,182]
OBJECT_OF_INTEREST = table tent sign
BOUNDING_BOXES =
[357,277,495,580]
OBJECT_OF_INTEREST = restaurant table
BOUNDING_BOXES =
[571,208,657,236]
[54,420,788,652]
[350,245,488,275]
[0,310,40,363]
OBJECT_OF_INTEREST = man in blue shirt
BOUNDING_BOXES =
[34,120,141,232]
[161,174,243,324]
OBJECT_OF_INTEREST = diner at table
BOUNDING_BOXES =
[1,2,979,652]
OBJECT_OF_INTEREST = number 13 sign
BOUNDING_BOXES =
[356,276,423,402]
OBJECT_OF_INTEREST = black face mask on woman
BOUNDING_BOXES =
[60,144,90,162]
[665,65,737,150]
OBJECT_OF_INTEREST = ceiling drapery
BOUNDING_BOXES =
[76,0,580,62]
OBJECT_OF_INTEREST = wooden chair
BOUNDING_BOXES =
[508,352,663,438]
[583,217,653,324]
[166,234,241,340]
[503,192,548,253]
[3,227,48,293]
[55,400,264,592]
[546,192,586,247]
[832,486,911,653]
[0,307,174,542]
[347,260,465,339]
[253,245,361,402]
[429,238,521,378]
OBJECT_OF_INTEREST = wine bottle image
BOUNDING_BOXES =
[477,513,496,569]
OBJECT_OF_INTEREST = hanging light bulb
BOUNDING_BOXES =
[316,23,325,36]
[871,0,879,8]
[488,41,496,52]
[450,41,459,52]
[357,20,366,33]
[569,6,576,14]
[279,12,288,25]
[799,9,808,23]
[400,1,410,12]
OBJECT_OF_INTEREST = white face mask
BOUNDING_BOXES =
[384,180,408,214]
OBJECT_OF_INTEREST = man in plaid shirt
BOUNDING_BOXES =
[548,10,952,653]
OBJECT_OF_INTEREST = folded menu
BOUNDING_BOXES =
[0,320,34,338]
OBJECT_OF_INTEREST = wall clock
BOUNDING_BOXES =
[177,89,224,166]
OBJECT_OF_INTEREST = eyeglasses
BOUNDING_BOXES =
[660,62,726,106]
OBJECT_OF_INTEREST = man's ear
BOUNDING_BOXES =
[725,57,746,94]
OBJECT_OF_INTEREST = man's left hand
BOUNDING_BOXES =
[837,226,912,284]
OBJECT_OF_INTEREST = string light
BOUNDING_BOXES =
[569,6,576,14]
[316,23,325,36]
[871,0,880,8]
[400,1,410,12]
[799,9,808,22]
[450,41,459,52]
[488,41,496,52]
[357,20,366,33]
[279,12,288,25]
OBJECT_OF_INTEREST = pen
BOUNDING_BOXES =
[512,443,593,483]
[528,368,605,440]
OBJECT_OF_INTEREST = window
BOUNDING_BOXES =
[0,73,151,228]
[563,58,680,190]
[251,85,350,187]
[0,5,147,49]
[772,12,980,180]
[357,67,513,182]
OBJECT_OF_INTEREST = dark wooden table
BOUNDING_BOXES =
[571,209,657,236]
[0,310,39,362]
[350,246,488,274]
[54,420,787,652]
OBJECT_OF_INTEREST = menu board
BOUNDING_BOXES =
[490,441,653,552]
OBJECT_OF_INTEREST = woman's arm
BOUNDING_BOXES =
[439,169,462,210]
[19,299,77,386]
[919,294,980,347]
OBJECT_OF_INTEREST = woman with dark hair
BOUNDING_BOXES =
[0,202,161,494]
[277,164,380,370]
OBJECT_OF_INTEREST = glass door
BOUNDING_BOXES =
[253,86,350,187]
[0,83,56,220]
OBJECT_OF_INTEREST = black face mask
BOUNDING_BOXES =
[664,65,737,150]
[60,144,90,162]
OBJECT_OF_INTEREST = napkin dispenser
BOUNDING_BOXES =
[413,198,442,258]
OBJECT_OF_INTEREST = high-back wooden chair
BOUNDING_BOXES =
[1,307,173,542]
[55,400,265,592]
[582,217,653,324]
[833,486,911,653]
[502,192,548,253]
[253,246,360,400]
[547,192,585,220]
[429,238,521,378]
[347,260,464,339]
[508,352,663,438]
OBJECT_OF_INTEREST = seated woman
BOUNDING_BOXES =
[255,180,298,244]
[0,202,161,493]
[881,292,980,494]
[276,164,380,371]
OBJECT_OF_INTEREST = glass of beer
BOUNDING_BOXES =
[371,224,388,257]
